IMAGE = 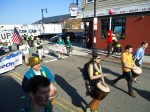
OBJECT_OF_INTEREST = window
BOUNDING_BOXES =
[86,0,94,3]
[101,18,126,39]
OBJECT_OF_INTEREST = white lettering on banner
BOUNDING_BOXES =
[0,33,13,42]
[0,51,22,74]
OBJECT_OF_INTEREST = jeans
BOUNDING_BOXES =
[114,71,133,93]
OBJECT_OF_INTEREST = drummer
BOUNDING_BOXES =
[112,45,137,97]
[85,53,108,112]
[22,56,57,107]
[132,42,148,83]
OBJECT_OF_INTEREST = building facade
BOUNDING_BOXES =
[81,0,150,54]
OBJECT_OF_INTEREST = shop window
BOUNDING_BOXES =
[101,18,126,39]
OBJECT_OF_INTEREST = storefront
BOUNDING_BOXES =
[82,1,150,54]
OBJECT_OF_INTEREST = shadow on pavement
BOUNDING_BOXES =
[133,87,150,101]
[102,67,121,77]
[0,76,30,112]
[55,74,87,111]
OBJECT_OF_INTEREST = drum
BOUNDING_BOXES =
[132,67,142,77]
[49,89,58,108]
[96,82,110,100]
[89,82,110,111]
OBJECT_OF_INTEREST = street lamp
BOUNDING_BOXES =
[41,8,47,40]
[93,0,97,55]
[107,9,114,57]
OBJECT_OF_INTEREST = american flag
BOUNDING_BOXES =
[11,27,23,44]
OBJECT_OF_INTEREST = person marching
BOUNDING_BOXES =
[112,45,137,97]
[65,36,72,56]
[26,34,30,46]
[34,37,44,60]
[19,40,30,64]
[132,42,148,83]
[30,34,35,47]
[20,76,53,112]
[84,53,108,112]
[56,36,65,59]
[22,56,57,108]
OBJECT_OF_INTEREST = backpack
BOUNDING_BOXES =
[82,62,90,80]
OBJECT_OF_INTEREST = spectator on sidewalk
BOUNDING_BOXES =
[20,76,53,112]
[112,39,122,55]
[132,42,148,83]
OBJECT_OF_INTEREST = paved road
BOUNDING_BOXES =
[0,54,150,112]
[0,40,150,112]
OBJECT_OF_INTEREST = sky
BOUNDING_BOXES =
[0,0,81,25]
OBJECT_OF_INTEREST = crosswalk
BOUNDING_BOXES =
[43,53,69,63]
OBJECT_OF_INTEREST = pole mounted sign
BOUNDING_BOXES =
[93,17,97,30]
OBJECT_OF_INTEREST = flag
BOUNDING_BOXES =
[11,27,23,44]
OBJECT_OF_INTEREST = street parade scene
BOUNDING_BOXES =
[0,0,150,112]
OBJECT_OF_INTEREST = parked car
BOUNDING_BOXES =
[49,34,61,42]
[50,32,77,43]
[61,32,77,41]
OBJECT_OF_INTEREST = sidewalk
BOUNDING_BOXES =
[45,40,150,70]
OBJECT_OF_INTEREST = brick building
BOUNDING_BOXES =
[81,0,150,54]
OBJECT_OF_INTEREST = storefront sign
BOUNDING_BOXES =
[83,2,150,18]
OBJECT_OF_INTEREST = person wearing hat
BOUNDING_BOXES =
[65,36,72,56]
[20,76,53,112]
[22,56,57,107]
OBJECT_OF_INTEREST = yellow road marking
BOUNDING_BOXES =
[57,97,83,112]
[10,72,83,112]
[10,73,22,81]
[12,71,23,78]
[55,101,75,112]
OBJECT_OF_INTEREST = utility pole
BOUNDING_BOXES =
[76,0,78,5]
[41,8,47,40]
[107,9,114,57]
[93,0,97,55]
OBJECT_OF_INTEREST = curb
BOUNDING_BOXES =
[47,46,150,70]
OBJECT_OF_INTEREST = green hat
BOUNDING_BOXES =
[26,57,41,66]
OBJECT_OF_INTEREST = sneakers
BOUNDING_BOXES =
[129,92,136,98]
[133,78,141,83]
[86,108,91,112]
[86,108,99,112]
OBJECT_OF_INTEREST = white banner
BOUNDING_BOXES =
[0,51,22,74]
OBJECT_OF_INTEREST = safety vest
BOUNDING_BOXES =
[30,35,35,40]
[116,44,121,48]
